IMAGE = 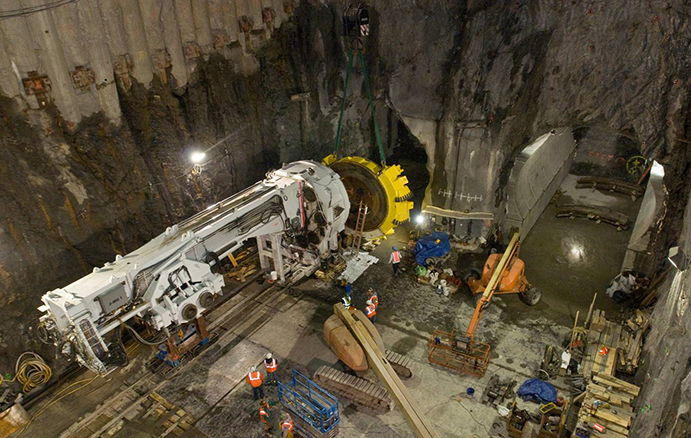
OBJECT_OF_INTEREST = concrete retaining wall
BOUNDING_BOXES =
[0,0,291,124]
[504,127,576,237]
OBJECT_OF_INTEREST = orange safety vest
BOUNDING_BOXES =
[259,407,270,423]
[246,371,263,388]
[265,358,277,373]
[370,294,378,307]
[365,304,376,318]
[391,251,401,263]
[281,419,294,432]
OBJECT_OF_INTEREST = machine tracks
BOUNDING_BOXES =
[385,350,414,378]
[313,366,392,414]
[313,351,413,415]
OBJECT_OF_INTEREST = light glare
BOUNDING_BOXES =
[190,151,206,163]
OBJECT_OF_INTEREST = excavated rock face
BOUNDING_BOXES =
[1,2,691,432]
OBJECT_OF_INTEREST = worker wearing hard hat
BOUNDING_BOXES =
[365,299,376,323]
[259,399,276,435]
[280,413,294,438]
[264,353,278,384]
[341,282,353,309]
[389,247,402,275]
[367,287,378,308]
[246,366,264,400]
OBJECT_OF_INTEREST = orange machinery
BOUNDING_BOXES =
[428,233,538,377]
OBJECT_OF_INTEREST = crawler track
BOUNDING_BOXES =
[313,366,392,414]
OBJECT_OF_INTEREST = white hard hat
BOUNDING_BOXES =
[266,353,272,359]
[250,366,256,372]
[366,299,373,305]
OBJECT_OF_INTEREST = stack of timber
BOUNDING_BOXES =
[581,309,649,378]
[576,177,645,198]
[572,373,640,438]
[581,310,620,379]
[555,204,629,229]
[225,249,257,282]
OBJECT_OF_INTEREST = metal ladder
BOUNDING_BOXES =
[352,201,368,251]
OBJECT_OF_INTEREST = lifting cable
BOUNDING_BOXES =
[333,42,387,167]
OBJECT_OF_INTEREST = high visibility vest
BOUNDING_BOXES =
[281,419,294,431]
[259,407,269,423]
[365,304,376,318]
[246,371,263,388]
[265,358,277,373]
[391,251,401,263]
[371,295,378,307]
[341,296,352,308]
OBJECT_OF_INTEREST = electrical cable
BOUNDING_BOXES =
[0,0,79,19]
[0,352,52,393]
[121,323,166,346]
[14,375,99,438]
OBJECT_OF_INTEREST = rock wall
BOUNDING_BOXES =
[2,1,691,429]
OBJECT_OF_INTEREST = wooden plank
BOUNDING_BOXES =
[334,304,438,438]
[592,374,640,397]
[585,293,598,328]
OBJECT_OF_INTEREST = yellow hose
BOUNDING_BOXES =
[0,352,52,393]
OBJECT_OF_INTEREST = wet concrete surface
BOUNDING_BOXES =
[508,174,643,328]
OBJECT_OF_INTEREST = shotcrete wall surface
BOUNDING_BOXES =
[504,127,576,237]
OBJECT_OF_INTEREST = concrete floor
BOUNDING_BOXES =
[16,174,646,438]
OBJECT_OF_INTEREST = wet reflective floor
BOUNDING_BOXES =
[504,174,643,327]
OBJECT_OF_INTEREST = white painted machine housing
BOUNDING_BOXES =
[40,161,350,374]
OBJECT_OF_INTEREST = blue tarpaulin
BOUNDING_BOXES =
[516,379,557,404]
[414,232,451,266]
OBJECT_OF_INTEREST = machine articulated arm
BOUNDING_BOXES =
[39,161,350,375]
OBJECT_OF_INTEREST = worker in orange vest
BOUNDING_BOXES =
[246,366,264,400]
[389,247,401,275]
[365,299,376,324]
[264,353,278,384]
[367,287,378,308]
[259,400,276,435]
[280,413,294,438]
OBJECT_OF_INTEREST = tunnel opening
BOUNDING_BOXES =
[505,125,665,324]
[388,117,430,217]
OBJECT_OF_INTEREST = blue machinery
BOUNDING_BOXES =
[278,370,340,438]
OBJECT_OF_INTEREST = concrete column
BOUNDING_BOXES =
[77,0,122,120]
[0,6,41,102]
[173,0,195,44]
[271,0,286,27]
[191,0,213,51]
[0,39,22,98]
[160,0,188,88]
[22,0,82,123]
[207,0,225,32]
[98,0,129,58]
[222,0,239,43]
[52,1,102,117]
[118,0,154,86]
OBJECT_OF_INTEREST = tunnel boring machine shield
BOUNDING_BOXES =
[323,154,413,236]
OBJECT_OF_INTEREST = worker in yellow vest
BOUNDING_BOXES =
[246,366,264,400]
[264,353,278,384]
[365,299,376,324]
[280,413,294,438]
[389,247,402,275]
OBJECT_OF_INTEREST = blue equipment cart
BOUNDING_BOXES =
[277,370,340,438]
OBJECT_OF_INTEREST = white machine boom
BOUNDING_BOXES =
[39,161,350,375]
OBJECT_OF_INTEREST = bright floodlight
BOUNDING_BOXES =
[415,215,425,224]
[190,151,206,163]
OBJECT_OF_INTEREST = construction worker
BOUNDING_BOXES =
[341,283,353,309]
[246,366,264,400]
[259,400,275,435]
[264,353,278,384]
[367,287,378,308]
[389,246,402,275]
[280,413,294,438]
[365,299,376,323]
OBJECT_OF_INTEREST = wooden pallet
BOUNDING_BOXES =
[572,374,640,437]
